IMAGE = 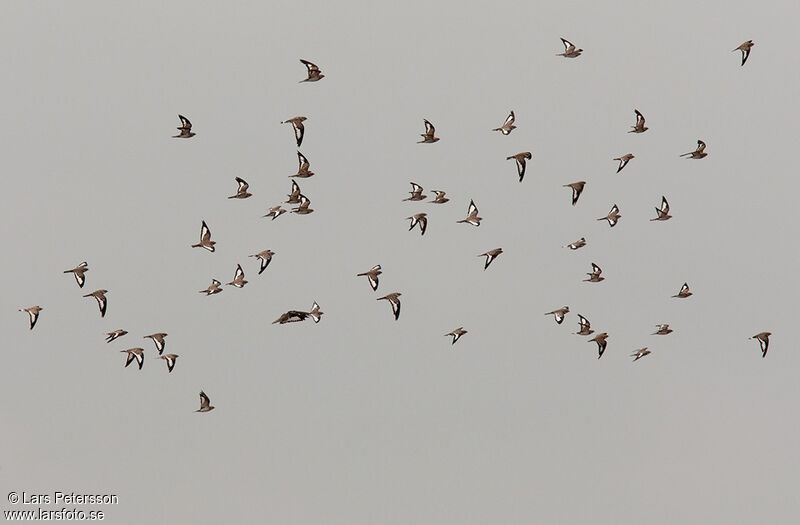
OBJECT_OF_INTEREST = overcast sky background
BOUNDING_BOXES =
[2,1,799,523]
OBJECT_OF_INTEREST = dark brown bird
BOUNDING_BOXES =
[507,152,532,182]
[299,59,324,82]
[563,181,586,206]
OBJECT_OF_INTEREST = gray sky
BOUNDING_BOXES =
[2,1,799,523]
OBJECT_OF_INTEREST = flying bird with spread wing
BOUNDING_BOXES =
[557,38,583,58]
[299,59,324,82]
[418,119,440,143]
[172,114,195,138]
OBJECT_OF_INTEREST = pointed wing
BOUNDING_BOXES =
[418,215,427,235]
[258,256,271,274]
[634,109,645,126]
[680,282,690,294]
[178,114,192,129]
[95,294,107,317]
[300,59,320,73]
[297,150,310,169]
[740,47,751,66]
[200,221,211,242]
[368,273,379,291]
[409,182,423,194]
[468,199,478,216]
[597,339,607,358]
[504,111,515,126]
[423,119,435,135]
[660,196,669,213]
[591,263,602,275]
[561,37,574,50]
[234,264,244,281]
[28,309,39,329]
[199,391,211,410]
[293,121,305,147]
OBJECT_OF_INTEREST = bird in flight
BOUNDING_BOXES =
[629,109,648,133]
[173,114,195,138]
[576,314,594,336]
[227,264,248,288]
[121,347,144,370]
[357,265,382,291]
[651,196,672,221]
[507,152,532,182]
[19,306,42,330]
[430,190,449,204]
[564,237,587,250]
[273,310,310,324]
[733,40,754,66]
[250,250,275,275]
[630,348,651,362]
[263,205,287,221]
[83,290,108,318]
[653,324,673,335]
[197,391,215,413]
[377,293,402,320]
[292,194,314,215]
[597,204,621,227]
[143,333,168,355]
[584,262,604,283]
[105,329,128,343]
[403,182,427,201]
[228,177,252,199]
[290,151,314,178]
[751,332,771,358]
[680,140,708,159]
[406,213,428,235]
[273,301,323,324]
[299,59,324,82]
[445,327,468,345]
[672,282,693,298]
[614,153,634,173]
[545,306,570,325]
[418,119,440,143]
[286,180,302,204]
[160,354,179,373]
[191,221,216,252]
[457,199,482,227]
[557,37,583,58]
[563,181,586,206]
[63,261,89,288]
[199,279,223,296]
[589,333,609,359]
[478,248,503,270]
[492,111,516,135]
[281,116,307,147]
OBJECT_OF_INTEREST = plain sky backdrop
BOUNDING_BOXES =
[2,1,799,524]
